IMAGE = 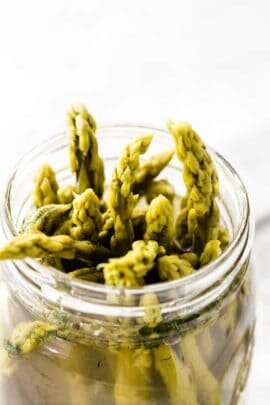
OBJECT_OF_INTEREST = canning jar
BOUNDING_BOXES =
[0,124,255,405]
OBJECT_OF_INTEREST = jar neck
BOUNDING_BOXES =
[0,126,253,343]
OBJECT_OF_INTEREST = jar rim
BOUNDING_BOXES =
[0,123,253,316]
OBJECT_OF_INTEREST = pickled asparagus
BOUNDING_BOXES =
[67,103,104,196]
[133,149,174,192]
[144,195,174,248]
[153,344,198,405]
[200,240,222,266]
[70,188,103,242]
[100,240,162,287]
[0,232,110,261]
[167,121,219,252]
[57,185,76,204]
[157,255,195,280]
[33,164,59,208]
[108,134,153,252]
[144,179,175,204]
[21,204,71,235]
[4,321,58,356]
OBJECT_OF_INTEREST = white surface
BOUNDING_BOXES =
[0,1,269,402]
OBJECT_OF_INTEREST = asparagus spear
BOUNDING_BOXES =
[204,202,229,250]
[0,232,110,261]
[33,164,59,208]
[141,293,198,405]
[100,240,162,287]
[179,252,199,268]
[113,294,158,403]
[167,121,219,252]
[4,321,58,356]
[67,103,104,196]
[114,347,155,405]
[144,179,175,204]
[158,247,221,404]
[133,149,174,193]
[57,185,76,204]
[69,267,104,282]
[21,204,71,235]
[200,240,222,266]
[70,188,103,242]
[20,204,72,269]
[157,255,195,281]
[108,134,153,253]
[153,344,198,405]
[140,293,162,327]
[180,335,221,405]
[144,195,174,248]
[98,209,114,243]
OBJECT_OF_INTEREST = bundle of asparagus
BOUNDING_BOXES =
[1,103,250,405]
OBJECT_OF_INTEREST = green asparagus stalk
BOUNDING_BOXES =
[167,121,219,251]
[205,202,230,250]
[57,185,76,204]
[0,232,110,261]
[114,347,155,405]
[200,240,222,266]
[157,243,221,404]
[69,267,104,282]
[210,296,240,379]
[100,240,162,287]
[67,103,104,196]
[21,204,71,235]
[4,321,58,356]
[113,296,157,403]
[54,217,73,236]
[98,209,114,243]
[157,255,195,281]
[153,344,198,405]
[33,164,59,208]
[114,348,153,405]
[140,293,163,327]
[20,204,72,270]
[108,134,153,253]
[70,188,103,242]
[179,252,199,268]
[133,149,174,192]
[180,335,221,405]
[167,121,218,211]
[144,195,174,248]
[141,293,198,405]
[144,179,175,204]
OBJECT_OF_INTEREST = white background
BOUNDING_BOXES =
[0,0,269,402]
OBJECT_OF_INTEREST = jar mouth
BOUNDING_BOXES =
[1,123,253,317]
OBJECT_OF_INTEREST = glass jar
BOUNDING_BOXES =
[0,124,255,405]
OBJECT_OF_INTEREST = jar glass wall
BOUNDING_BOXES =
[0,125,255,405]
